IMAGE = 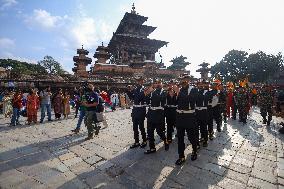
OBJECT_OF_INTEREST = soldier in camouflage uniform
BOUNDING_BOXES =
[258,84,274,126]
[235,86,249,124]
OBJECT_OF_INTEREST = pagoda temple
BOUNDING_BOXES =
[73,4,189,80]
[72,45,92,78]
[93,42,111,64]
[108,3,168,65]
[196,62,210,80]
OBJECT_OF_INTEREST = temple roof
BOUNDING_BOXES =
[76,45,89,55]
[108,34,168,53]
[73,56,92,64]
[116,22,156,37]
[198,62,210,67]
[120,12,148,25]
[196,67,210,72]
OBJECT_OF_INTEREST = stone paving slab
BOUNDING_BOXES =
[0,108,284,188]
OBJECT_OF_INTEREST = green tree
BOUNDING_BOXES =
[211,50,284,83]
[0,59,47,76]
[38,55,66,75]
[168,55,190,70]
[210,50,248,82]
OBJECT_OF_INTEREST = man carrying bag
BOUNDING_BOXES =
[83,84,99,141]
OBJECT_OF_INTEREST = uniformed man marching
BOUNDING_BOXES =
[207,82,222,140]
[165,80,178,143]
[173,74,198,165]
[196,80,209,147]
[130,76,147,149]
[144,79,169,154]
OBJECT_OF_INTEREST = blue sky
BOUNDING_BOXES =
[1,0,284,77]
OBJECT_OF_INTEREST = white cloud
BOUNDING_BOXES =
[0,37,15,49]
[25,9,67,29]
[70,17,98,48]
[0,0,17,10]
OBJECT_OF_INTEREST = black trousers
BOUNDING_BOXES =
[176,113,198,158]
[232,102,238,119]
[132,118,147,143]
[238,106,247,122]
[208,105,222,133]
[196,109,208,141]
[165,110,176,139]
[260,106,272,122]
[147,121,166,149]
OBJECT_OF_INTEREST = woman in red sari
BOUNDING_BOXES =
[27,89,39,124]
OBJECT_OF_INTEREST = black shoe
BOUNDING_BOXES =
[232,117,236,120]
[85,134,93,141]
[175,157,185,165]
[39,120,43,124]
[165,142,169,151]
[48,119,52,122]
[263,119,267,124]
[144,148,156,154]
[203,141,208,147]
[71,128,80,134]
[140,141,147,148]
[130,143,140,149]
[217,127,221,132]
[191,152,197,161]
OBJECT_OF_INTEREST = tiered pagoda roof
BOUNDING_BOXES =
[94,42,111,60]
[72,45,92,73]
[108,4,168,58]
[196,62,210,72]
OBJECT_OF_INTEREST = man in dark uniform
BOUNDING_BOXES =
[173,74,198,165]
[130,77,147,149]
[196,80,209,147]
[207,82,222,140]
[165,80,178,143]
[144,79,169,154]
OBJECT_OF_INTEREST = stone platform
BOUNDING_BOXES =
[0,107,284,189]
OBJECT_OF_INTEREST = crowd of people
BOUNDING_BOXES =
[128,75,284,165]
[0,76,284,165]
[0,84,133,140]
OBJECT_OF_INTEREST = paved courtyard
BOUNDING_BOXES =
[1,107,284,189]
